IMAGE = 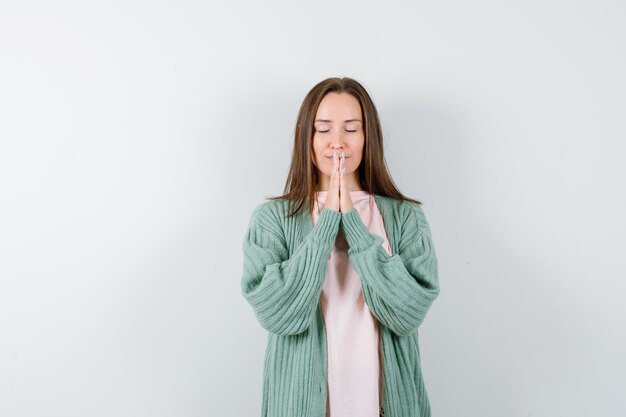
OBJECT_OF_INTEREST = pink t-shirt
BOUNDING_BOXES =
[312,190,393,417]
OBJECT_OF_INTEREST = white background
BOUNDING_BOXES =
[1,1,625,416]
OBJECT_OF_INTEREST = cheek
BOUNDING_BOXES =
[350,136,365,156]
[312,143,322,160]
[350,155,363,168]
[312,142,325,164]
[350,139,364,166]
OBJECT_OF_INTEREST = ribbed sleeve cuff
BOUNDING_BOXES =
[341,208,380,253]
[310,207,341,245]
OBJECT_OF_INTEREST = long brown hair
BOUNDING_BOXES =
[268,76,422,217]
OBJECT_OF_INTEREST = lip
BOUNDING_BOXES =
[324,155,349,159]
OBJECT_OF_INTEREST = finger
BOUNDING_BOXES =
[329,151,338,194]
[338,152,345,211]
[337,154,342,188]
[332,150,339,183]
[339,151,346,187]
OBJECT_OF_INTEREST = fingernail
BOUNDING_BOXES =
[333,167,337,173]
[342,167,346,174]
[333,151,337,162]
[341,152,345,161]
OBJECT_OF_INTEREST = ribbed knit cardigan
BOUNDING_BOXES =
[241,194,440,417]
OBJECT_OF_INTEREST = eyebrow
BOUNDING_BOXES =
[314,119,362,123]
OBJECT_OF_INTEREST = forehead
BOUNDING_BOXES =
[314,92,362,121]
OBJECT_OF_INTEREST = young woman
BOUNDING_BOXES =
[241,77,440,417]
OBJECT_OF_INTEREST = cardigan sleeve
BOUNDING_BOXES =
[241,202,341,336]
[340,203,440,336]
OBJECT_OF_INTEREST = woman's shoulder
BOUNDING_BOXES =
[374,194,431,230]
[247,198,293,229]
[252,198,292,215]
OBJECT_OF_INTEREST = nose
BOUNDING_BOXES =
[330,132,346,149]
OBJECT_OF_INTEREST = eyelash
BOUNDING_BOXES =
[316,129,357,133]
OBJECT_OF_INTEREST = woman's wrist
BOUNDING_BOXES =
[340,208,378,251]
[311,207,342,245]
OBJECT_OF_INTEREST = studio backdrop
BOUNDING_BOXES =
[1,1,625,416]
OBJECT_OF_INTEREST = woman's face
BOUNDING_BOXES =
[311,92,365,185]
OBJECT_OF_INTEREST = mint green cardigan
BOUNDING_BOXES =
[241,194,440,417]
